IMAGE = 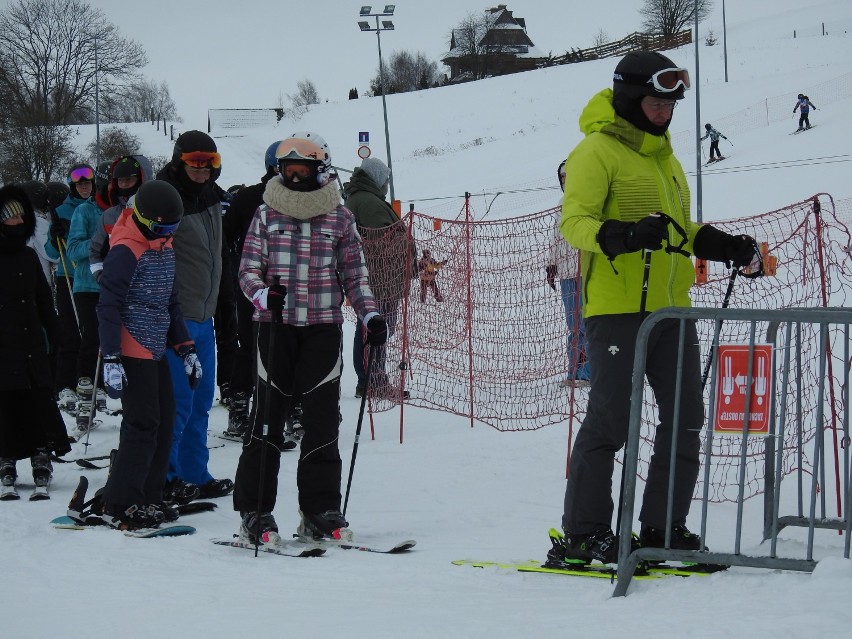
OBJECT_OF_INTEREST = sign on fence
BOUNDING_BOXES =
[713,344,773,436]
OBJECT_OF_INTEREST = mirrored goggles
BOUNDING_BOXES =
[280,160,319,181]
[69,166,95,183]
[133,204,180,236]
[276,139,325,163]
[180,151,222,169]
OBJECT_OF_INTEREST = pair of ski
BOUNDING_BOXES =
[212,533,416,558]
[704,156,727,167]
[791,124,817,135]
[453,558,722,581]
[1,481,50,502]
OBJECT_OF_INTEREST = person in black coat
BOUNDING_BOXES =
[0,186,71,496]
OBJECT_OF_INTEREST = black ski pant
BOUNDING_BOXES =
[74,292,101,388]
[798,112,811,129]
[103,357,175,509]
[709,140,721,159]
[233,322,344,516]
[54,277,80,392]
[561,314,704,534]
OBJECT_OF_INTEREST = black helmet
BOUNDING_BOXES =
[171,130,221,183]
[45,181,70,211]
[18,180,48,210]
[133,180,183,237]
[705,123,712,130]
[613,50,689,101]
[612,50,688,136]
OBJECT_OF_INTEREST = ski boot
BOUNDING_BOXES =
[284,403,304,444]
[240,511,280,545]
[95,388,108,414]
[30,449,52,500]
[163,478,200,506]
[0,458,18,501]
[639,523,702,551]
[223,390,250,439]
[75,378,96,431]
[296,509,353,541]
[57,388,78,415]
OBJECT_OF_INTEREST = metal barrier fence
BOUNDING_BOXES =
[613,306,852,596]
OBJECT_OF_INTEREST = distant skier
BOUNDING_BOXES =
[701,124,727,162]
[793,94,816,131]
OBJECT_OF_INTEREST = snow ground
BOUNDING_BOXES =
[3,1,852,637]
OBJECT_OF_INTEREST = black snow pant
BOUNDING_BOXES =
[54,277,80,392]
[103,357,175,510]
[709,140,721,159]
[233,322,344,516]
[798,112,811,129]
[561,314,704,534]
[74,292,101,388]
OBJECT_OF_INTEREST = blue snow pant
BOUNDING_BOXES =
[166,318,216,485]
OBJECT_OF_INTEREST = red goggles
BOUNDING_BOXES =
[180,151,221,169]
[69,166,95,183]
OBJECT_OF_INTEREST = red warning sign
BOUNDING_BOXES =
[713,344,773,436]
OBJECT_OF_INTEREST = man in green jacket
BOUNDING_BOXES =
[343,157,415,401]
[550,50,757,565]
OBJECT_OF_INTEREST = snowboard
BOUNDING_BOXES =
[50,515,196,538]
[212,536,326,558]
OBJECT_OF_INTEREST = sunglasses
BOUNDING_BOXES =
[69,166,95,183]
[180,151,222,169]
[616,67,691,93]
[133,204,180,236]
[281,161,319,181]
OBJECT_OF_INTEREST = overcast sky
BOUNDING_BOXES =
[82,0,645,130]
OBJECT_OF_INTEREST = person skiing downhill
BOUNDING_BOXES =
[701,123,727,162]
[793,94,817,131]
[551,50,758,566]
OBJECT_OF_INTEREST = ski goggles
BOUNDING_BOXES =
[133,204,180,237]
[180,151,221,170]
[616,67,691,93]
[1,199,26,222]
[69,166,95,183]
[276,139,326,163]
[280,160,319,181]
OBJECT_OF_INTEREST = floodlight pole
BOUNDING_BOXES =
[94,37,102,167]
[722,0,729,82]
[358,7,396,202]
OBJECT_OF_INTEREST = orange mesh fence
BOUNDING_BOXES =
[346,192,852,503]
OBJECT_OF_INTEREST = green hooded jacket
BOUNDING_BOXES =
[560,88,702,318]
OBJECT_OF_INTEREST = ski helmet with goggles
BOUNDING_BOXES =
[132,180,183,237]
[612,50,688,136]
[276,132,334,192]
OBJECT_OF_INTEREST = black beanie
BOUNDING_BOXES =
[172,130,217,163]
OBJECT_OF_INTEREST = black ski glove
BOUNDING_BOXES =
[49,219,70,249]
[545,264,558,290]
[693,225,757,268]
[597,214,669,258]
[366,316,388,346]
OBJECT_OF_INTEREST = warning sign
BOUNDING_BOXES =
[713,344,773,436]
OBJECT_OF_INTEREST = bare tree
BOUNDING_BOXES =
[593,28,610,48]
[0,0,147,127]
[446,10,509,80]
[83,126,140,165]
[639,0,714,39]
[367,50,441,95]
[289,79,320,111]
[0,124,76,182]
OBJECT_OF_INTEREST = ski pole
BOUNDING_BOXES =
[254,277,284,557]
[615,248,654,540]
[727,139,734,148]
[700,268,738,390]
[343,345,377,518]
[57,238,82,336]
[81,350,103,450]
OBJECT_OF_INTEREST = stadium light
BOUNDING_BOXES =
[356,6,398,201]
